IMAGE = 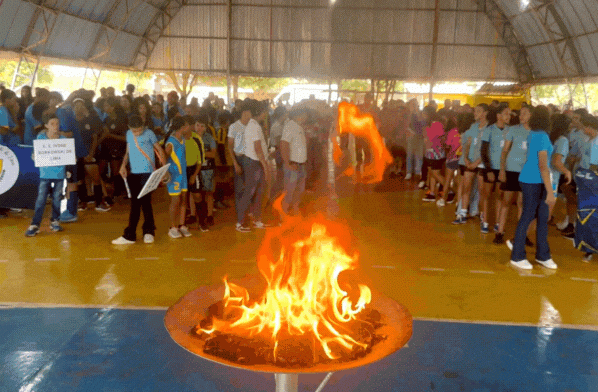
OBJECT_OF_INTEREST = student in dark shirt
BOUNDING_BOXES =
[100,97,128,200]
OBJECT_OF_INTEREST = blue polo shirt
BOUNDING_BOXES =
[519,131,553,184]
[0,106,21,146]
[550,135,569,187]
[505,125,530,172]
[469,125,485,168]
[482,123,507,170]
[459,123,478,165]
[24,104,41,145]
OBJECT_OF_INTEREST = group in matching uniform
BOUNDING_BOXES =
[421,101,598,269]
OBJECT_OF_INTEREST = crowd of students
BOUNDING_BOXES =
[2,83,598,269]
[0,84,328,243]
[388,98,598,270]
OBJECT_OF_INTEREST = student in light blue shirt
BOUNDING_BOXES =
[0,89,21,146]
[510,106,556,271]
[25,114,66,237]
[549,114,572,201]
[453,103,488,225]
[479,103,510,234]
[496,105,532,243]
[111,115,166,245]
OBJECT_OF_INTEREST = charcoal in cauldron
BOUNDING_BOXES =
[208,300,225,319]
[274,335,315,368]
[363,309,383,328]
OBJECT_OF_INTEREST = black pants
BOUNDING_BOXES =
[123,173,155,241]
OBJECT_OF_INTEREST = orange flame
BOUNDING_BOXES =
[334,102,393,183]
[200,202,372,360]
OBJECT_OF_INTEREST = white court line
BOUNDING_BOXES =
[85,257,111,261]
[413,316,598,332]
[372,265,396,269]
[135,257,159,260]
[571,277,598,283]
[34,258,60,262]
[469,270,495,275]
[0,260,8,263]
[0,302,168,311]
[420,267,445,272]
[184,258,207,262]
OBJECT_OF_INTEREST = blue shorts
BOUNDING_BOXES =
[167,173,187,196]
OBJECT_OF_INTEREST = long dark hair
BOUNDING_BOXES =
[422,105,439,126]
[457,112,475,134]
[550,114,571,143]
[529,105,551,132]
[132,97,153,129]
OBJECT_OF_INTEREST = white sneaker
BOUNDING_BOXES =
[436,199,445,207]
[418,181,425,189]
[404,173,412,180]
[143,234,154,244]
[510,259,533,270]
[583,252,593,263]
[253,221,269,229]
[536,258,557,269]
[506,239,513,251]
[112,236,135,245]
[168,227,182,239]
[556,217,569,231]
[179,225,192,237]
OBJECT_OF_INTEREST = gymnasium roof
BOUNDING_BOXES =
[0,0,597,83]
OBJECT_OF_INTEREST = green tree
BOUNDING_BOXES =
[0,60,53,89]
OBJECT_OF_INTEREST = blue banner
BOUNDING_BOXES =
[0,144,40,209]
[574,168,598,254]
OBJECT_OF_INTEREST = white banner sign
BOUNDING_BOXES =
[33,138,76,167]
[138,164,171,199]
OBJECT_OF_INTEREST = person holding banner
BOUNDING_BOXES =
[111,115,166,245]
[25,114,66,237]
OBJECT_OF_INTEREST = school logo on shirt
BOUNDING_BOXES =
[0,145,19,195]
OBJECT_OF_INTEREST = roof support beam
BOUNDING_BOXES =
[131,0,185,70]
[475,0,534,83]
[428,0,440,101]
[528,0,587,107]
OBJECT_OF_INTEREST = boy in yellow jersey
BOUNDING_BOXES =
[184,115,206,230]
[164,116,192,239]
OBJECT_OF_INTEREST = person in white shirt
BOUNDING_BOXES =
[235,100,269,231]
[227,102,252,232]
[280,108,309,214]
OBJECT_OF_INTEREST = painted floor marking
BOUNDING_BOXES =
[469,270,495,275]
[34,258,60,262]
[0,259,8,263]
[372,265,396,269]
[525,273,545,278]
[85,257,111,261]
[0,302,169,310]
[135,257,159,260]
[413,316,598,332]
[420,267,445,272]
[571,277,598,283]
[183,258,207,262]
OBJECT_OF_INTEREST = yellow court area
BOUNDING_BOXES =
[1,187,597,329]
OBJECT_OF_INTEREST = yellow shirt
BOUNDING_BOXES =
[185,132,205,166]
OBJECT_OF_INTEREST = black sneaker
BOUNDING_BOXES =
[206,216,215,226]
[493,233,505,244]
[562,231,575,240]
[525,237,534,247]
[422,192,436,202]
[446,192,456,204]
[105,197,114,206]
[200,223,209,232]
[560,223,574,233]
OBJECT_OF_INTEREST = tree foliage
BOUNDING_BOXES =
[0,60,53,89]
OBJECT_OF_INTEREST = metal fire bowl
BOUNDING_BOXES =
[164,276,412,374]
